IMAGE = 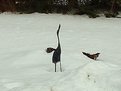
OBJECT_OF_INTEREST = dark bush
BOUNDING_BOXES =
[0,0,121,18]
[104,12,118,18]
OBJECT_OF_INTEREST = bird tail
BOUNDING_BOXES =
[82,52,90,57]
[46,47,55,53]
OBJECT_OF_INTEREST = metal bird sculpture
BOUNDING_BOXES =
[46,24,62,72]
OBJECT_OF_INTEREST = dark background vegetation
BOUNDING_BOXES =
[0,0,121,18]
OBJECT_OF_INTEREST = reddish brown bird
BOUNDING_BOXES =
[82,52,100,60]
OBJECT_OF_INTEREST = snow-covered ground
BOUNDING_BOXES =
[0,13,121,91]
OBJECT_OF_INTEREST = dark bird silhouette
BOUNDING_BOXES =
[82,52,100,60]
[46,24,62,72]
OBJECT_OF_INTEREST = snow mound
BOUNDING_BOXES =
[53,61,121,91]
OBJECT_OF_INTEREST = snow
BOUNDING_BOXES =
[0,13,121,91]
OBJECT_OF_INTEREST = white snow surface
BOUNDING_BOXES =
[0,13,121,91]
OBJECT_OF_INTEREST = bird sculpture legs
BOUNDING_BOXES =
[54,62,62,72]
